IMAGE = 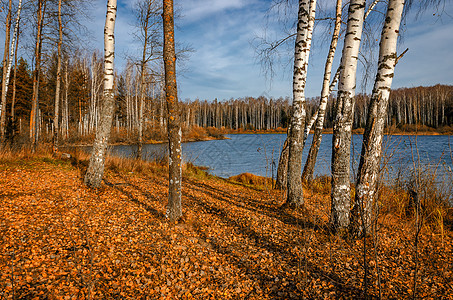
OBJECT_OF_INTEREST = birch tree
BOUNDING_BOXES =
[302,0,381,184]
[163,0,182,221]
[285,0,316,207]
[10,24,20,126]
[350,0,406,236]
[330,0,365,231]
[302,0,342,184]
[0,0,12,141]
[0,0,22,142]
[84,0,117,188]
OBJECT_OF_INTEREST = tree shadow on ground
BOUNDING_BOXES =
[103,177,164,220]
[185,191,363,299]
[183,177,327,231]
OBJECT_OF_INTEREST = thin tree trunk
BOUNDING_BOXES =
[275,131,289,190]
[285,0,316,207]
[302,0,342,183]
[84,0,117,188]
[276,68,339,190]
[351,0,405,237]
[11,26,20,124]
[137,1,152,159]
[137,79,144,158]
[63,62,69,139]
[30,0,46,151]
[163,0,182,221]
[303,0,377,184]
[330,0,365,232]
[53,0,63,153]
[6,0,22,117]
[0,0,12,140]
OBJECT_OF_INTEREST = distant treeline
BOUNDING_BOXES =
[2,53,451,144]
[181,84,453,131]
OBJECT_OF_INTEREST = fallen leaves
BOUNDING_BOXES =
[0,157,452,299]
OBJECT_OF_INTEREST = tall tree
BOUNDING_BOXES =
[302,0,342,184]
[30,0,47,150]
[285,0,316,207]
[0,0,12,140]
[330,0,365,232]
[84,0,117,188]
[10,57,32,122]
[134,0,161,158]
[10,25,20,125]
[351,0,406,237]
[53,0,63,152]
[163,0,182,221]
[302,0,380,183]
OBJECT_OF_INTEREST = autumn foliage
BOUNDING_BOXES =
[0,150,452,299]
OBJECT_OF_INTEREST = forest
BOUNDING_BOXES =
[2,52,453,143]
[0,0,452,299]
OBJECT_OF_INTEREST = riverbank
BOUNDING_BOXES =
[224,124,453,136]
[0,150,452,299]
[61,126,229,147]
[61,124,453,148]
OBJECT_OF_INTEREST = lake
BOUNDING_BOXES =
[105,134,453,185]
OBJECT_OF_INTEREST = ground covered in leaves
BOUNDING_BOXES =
[0,154,452,299]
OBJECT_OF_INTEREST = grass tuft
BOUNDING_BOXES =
[228,172,274,190]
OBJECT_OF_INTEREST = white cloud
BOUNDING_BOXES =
[87,0,452,101]
[393,22,453,88]
[178,0,252,23]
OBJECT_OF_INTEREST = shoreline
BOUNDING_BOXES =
[62,128,452,148]
[226,128,453,136]
[64,135,230,148]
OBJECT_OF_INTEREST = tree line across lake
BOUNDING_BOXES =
[2,55,452,143]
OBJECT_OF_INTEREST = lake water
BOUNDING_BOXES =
[106,134,453,185]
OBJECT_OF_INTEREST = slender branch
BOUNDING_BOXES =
[395,48,409,65]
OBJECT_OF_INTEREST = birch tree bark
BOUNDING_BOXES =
[285,0,316,207]
[302,0,342,183]
[84,0,117,188]
[163,0,182,221]
[10,27,20,125]
[351,0,405,237]
[330,0,365,231]
[302,0,378,184]
[0,0,12,141]
[53,0,63,153]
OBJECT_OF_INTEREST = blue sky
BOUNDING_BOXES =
[89,0,453,101]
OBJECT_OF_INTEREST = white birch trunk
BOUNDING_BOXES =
[0,0,12,140]
[330,0,365,231]
[84,0,117,188]
[351,0,405,237]
[10,27,19,124]
[285,0,316,206]
[5,0,22,94]
[302,0,342,183]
